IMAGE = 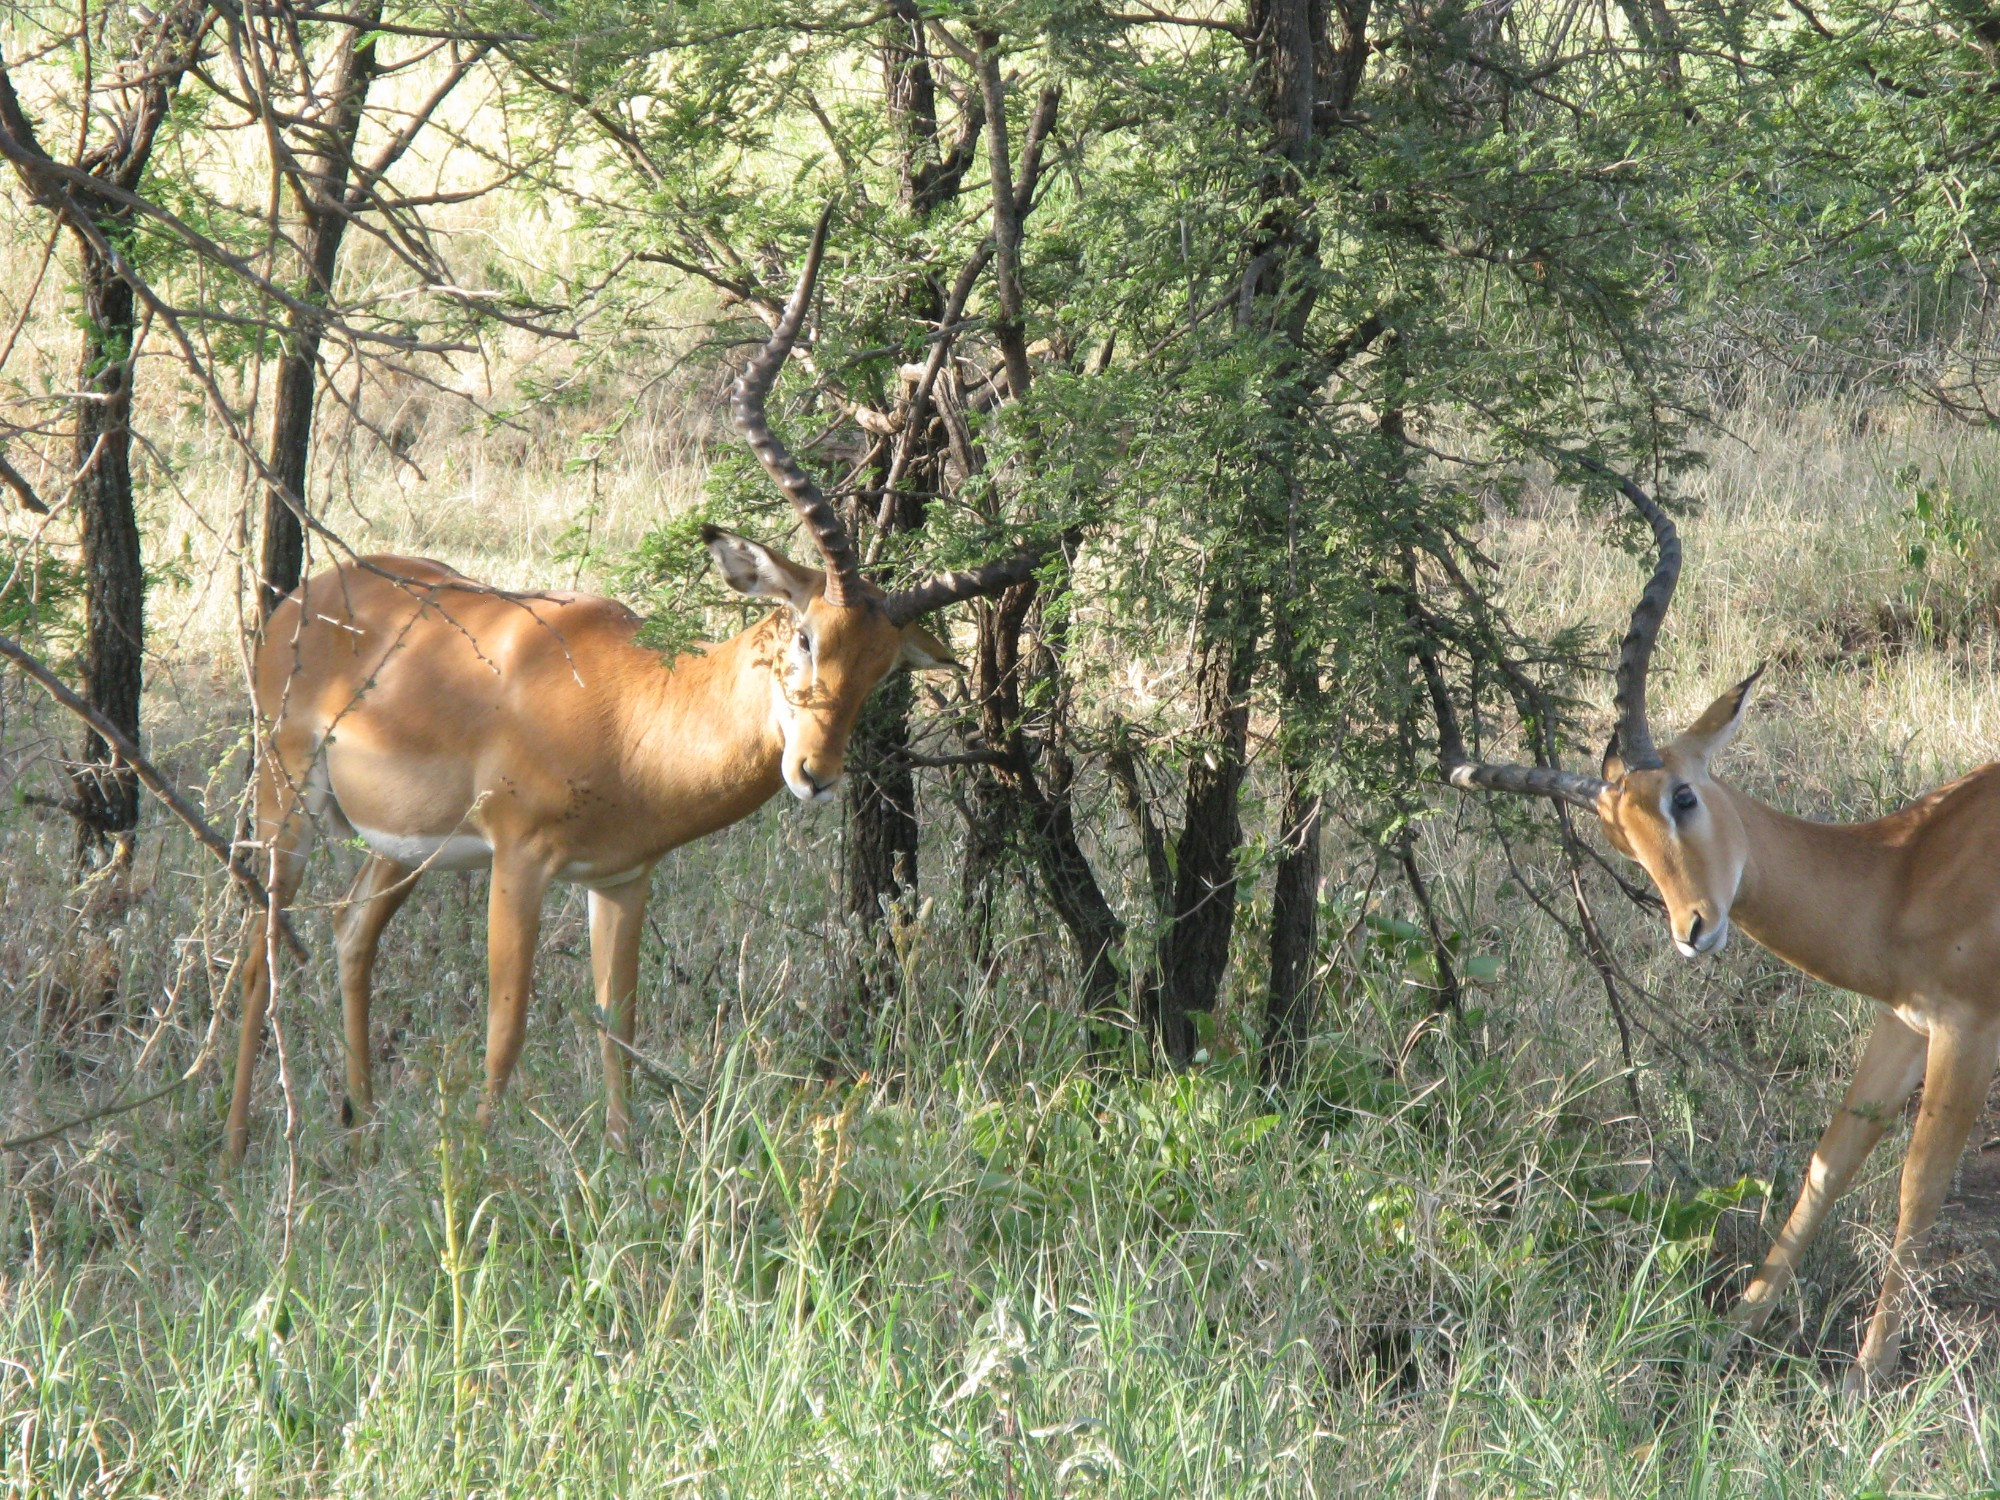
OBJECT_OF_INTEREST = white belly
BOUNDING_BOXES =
[353,826,494,872]
[558,858,649,889]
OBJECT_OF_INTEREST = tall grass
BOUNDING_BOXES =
[9,357,2000,1492]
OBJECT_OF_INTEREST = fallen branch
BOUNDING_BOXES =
[0,627,307,959]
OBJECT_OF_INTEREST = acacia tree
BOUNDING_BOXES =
[0,1,209,869]
[502,0,1718,1076]
[225,3,497,614]
[0,0,554,888]
[501,0,1124,1025]
[839,6,988,1020]
[1723,0,2000,414]
[1024,0,1704,1061]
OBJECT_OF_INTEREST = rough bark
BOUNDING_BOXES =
[843,437,927,942]
[845,670,920,919]
[1155,593,1261,1061]
[836,12,980,1034]
[0,10,202,868]
[1107,734,1172,922]
[68,250,145,866]
[932,53,1121,1015]
[970,581,1126,1015]
[1263,759,1322,1084]
[841,435,926,1034]
[1262,603,1325,1087]
[1144,0,1346,1054]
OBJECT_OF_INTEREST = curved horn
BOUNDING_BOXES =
[1421,633,1610,812]
[1575,457,1680,773]
[1445,760,1610,812]
[730,204,864,609]
[881,548,1045,627]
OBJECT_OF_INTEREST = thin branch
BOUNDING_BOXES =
[0,628,307,959]
[0,448,49,513]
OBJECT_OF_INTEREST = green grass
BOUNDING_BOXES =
[7,1002,1998,1496]
[10,388,2000,1494]
[5,802,2000,1496]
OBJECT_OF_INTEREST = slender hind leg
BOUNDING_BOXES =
[335,854,418,1131]
[224,751,316,1166]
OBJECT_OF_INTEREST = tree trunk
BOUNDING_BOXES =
[840,427,927,1014]
[1142,0,1333,1047]
[835,13,979,1035]
[1263,622,1324,1086]
[1263,765,1322,1085]
[259,12,381,615]
[1155,595,1261,1060]
[971,581,1126,1015]
[67,244,144,869]
[845,669,919,924]
[0,10,201,869]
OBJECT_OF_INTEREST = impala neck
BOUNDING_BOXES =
[1722,786,1906,1003]
[620,613,787,820]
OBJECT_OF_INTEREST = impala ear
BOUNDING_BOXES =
[703,525,819,613]
[1673,664,1764,769]
[1600,731,1627,784]
[898,622,959,672]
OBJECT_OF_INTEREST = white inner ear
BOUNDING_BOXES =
[707,532,816,612]
[897,628,957,672]
[1706,704,1749,761]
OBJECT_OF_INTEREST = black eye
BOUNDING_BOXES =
[1671,784,1698,816]
[796,630,812,655]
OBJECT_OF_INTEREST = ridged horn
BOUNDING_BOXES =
[1423,632,1611,812]
[1576,456,1681,773]
[1445,760,1610,812]
[729,204,864,608]
[880,549,1045,627]
[1427,453,1673,809]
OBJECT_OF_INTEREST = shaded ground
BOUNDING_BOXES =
[1937,1097,2000,1317]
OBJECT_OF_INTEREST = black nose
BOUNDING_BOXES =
[1686,913,1705,947]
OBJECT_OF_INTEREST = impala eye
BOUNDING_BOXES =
[796,629,812,656]
[1670,784,1698,817]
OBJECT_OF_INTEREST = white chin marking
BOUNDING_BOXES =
[1676,925,1729,959]
[784,774,838,805]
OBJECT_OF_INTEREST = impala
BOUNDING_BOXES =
[1436,465,2000,1392]
[226,213,1034,1163]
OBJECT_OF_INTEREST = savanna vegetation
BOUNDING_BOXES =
[5,0,2000,1492]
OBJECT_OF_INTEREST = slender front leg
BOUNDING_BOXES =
[478,849,550,1130]
[1848,1017,2000,1393]
[1729,1012,1928,1342]
[334,855,418,1130]
[588,873,651,1150]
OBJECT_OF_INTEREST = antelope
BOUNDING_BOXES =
[1436,465,2000,1393]
[225,213,1034,1163]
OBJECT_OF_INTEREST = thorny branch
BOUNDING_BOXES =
[0,626,307,958]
